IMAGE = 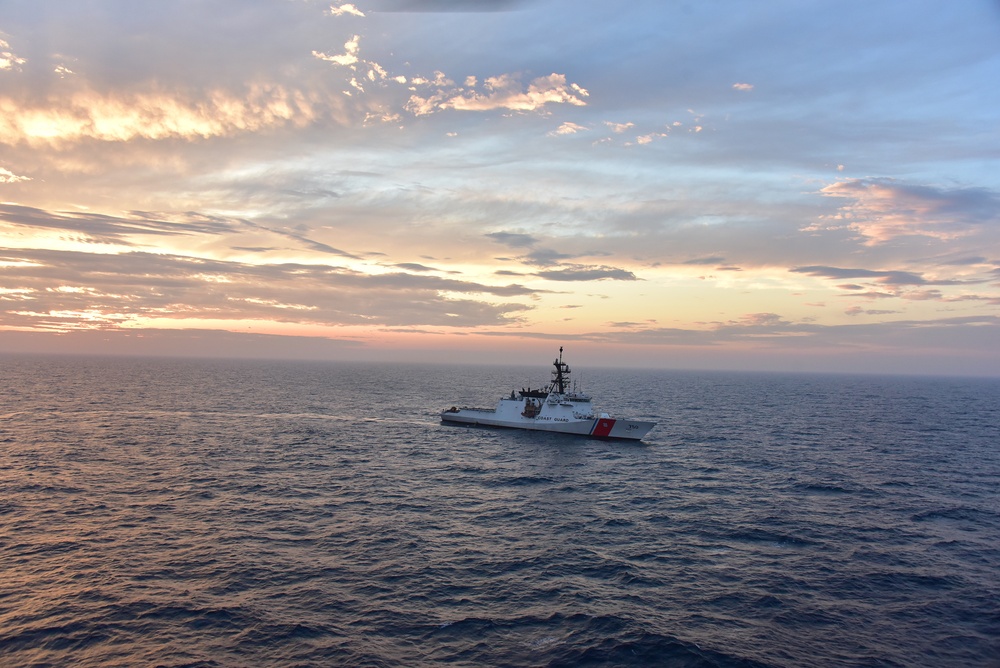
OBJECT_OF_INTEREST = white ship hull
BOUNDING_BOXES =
[441,405,655,440]
[441,348,656,441]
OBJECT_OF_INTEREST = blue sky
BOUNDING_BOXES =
[1,0,999,374]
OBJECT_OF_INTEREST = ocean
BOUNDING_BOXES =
[1,355,998,667]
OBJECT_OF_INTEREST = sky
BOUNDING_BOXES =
[1,0,999,375]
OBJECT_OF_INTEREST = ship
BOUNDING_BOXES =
[440,347,656,440]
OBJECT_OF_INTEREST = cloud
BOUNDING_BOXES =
[489,237,632,280]
[0,203,237,245]
[312,35,362,67]
[550,121,587,136]
[605,121,634,134]
[392,262,439,272]
[846,291,897,300]
[534,265,637,282]
[329,4,366,17]
[0,248,540,331]
[943,293,1000,306]
[1,2,591,151]
[816,178,1000,245]
[307,23,588,120]
[0,204,360,263]
[939,256,988,266]
[792,265,996,304]
[520,248,576,267]
[370,0,526,11]
[683,256,726,265]
[485,231,538,248]
[0,84,340,145]
[2,1,997,374]
[0,203,376,260]
[633,132,668,145]
[845,306,898,316]
[0,167,31,183]
[406,73,588,115]
[900,289,942,301]
[732,312,789,328]
[240,219,361,259]
[0,39,26,71]
[790,265,930,285]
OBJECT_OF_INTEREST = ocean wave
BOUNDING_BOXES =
[1,357,998,667]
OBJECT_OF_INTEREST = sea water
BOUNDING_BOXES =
[1,355,998,667]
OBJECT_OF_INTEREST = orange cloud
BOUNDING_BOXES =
[312,35,362,67]
[0,84,342,145]
[0,39,26,71]
[550,121,587,136]
[328,3,365,17]
[0,167,31,183]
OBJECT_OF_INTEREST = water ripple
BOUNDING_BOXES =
[1,356,998,666]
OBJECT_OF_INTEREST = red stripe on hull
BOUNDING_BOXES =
[590,418,616,437]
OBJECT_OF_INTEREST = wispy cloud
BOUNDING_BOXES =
[329,4,366,18]
[535,265,637,282]
[790,265,976,287]
[520,248,576,267]
[308,14,588,119]
[605,121,634,134]
[370,0,527,12]
[486,231,538,248]
[683,256,726,266]
[0,247,539,331]
[407,73,587,115]
[313,35,362,67]
[0,203,237,245]
[845,306,898,316]
[815,178,1000,245]
[0,167,30,183]
[791,265,931,286]
[0,85,341,145]
[550,121,587,136]
[0,38,26,71]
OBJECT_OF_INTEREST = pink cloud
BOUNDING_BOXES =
[817,178,1000,245]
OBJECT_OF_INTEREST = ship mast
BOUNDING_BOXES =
[551,346,571,395]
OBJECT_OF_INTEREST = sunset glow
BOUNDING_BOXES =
[1,1,999,374]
